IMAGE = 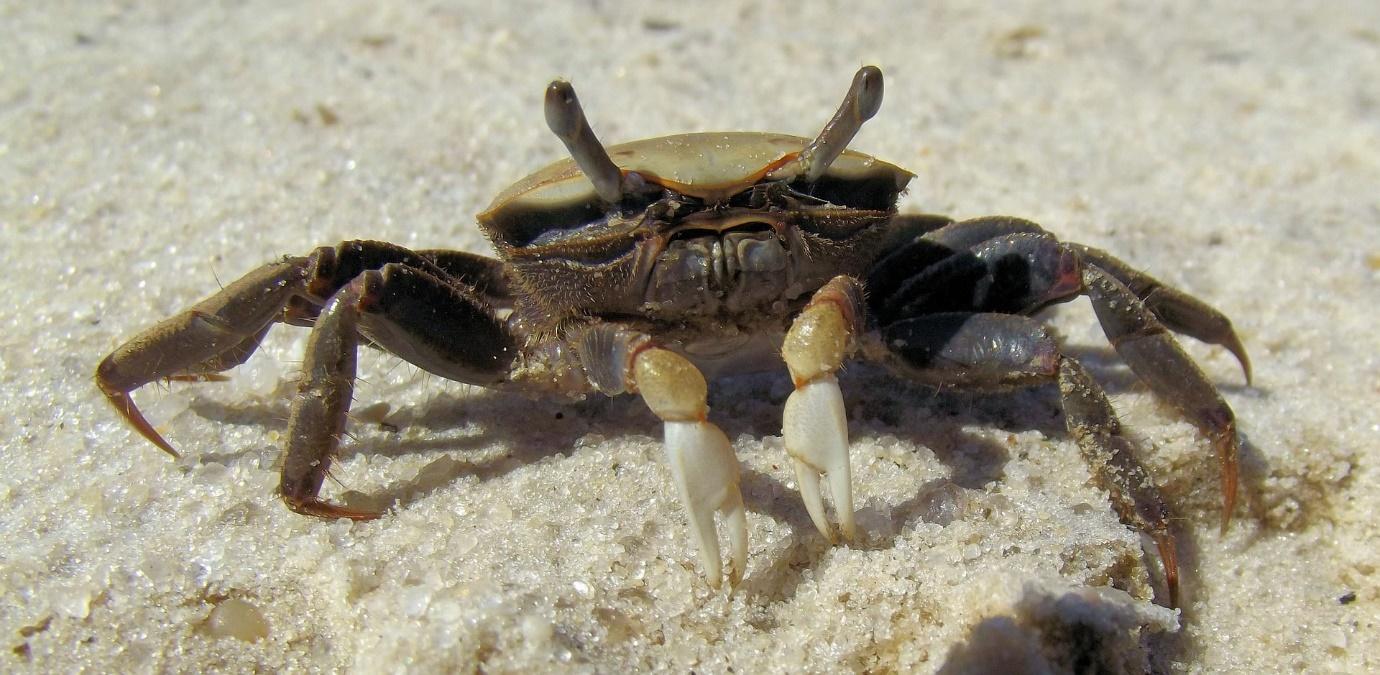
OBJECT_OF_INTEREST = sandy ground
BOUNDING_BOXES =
[2,1,1377,672]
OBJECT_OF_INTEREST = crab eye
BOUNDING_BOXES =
[544,80,625,203]
[800,66,885,182]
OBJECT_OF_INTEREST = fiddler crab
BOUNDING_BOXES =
[98,67,1248,606]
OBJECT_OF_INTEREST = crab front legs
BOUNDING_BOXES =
[781,276,864,542]
[577,327,747,588]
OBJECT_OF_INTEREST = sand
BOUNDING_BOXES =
[2,2,1377,672]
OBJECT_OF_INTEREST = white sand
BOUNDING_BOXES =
[3,2,1377,672]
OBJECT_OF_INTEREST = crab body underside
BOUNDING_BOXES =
[98,68,1249,607]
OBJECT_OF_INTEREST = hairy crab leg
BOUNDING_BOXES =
[96,240,512,460]
[282,262,518,520]
[95,258,310,457]
[1082,265,1240,533]
[1058,357,1180,607]
[781,276,864,542]
[577,326,747,589]
[866,312,1181,606]
[280,276,372,520]
[1069,243,1251,384]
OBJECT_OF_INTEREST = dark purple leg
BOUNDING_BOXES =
[280,262,517,519]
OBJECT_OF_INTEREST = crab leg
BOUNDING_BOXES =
[867,312,1180,605]
[96,258,310,457]
[282,262,517,519]
[878,231,1082,320]
[281,277,369,519]
[868,215,1251,382]
[1082,265,1240,532]
[1070,244,1251,383]
[97,240,513,459]
[576,326,747,588]
[781,276,864,542]
[1058,356,1179,607]
[867,215,1030,307]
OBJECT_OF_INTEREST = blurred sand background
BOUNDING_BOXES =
[2,1,1377,672]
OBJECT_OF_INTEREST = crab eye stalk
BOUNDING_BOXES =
[800,65,885,183]
[544,80,625,203]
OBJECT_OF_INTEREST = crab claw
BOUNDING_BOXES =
[626,346,749,588]
[664,420,748,588]
[783,374,855,542]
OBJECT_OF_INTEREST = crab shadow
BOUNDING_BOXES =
[729,364,1087,602]
[187,346,1263,607]
[934,583,1184,674]
[192,383,660,510]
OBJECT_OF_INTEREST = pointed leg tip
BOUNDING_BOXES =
[287,499,382,521]
[99,385,183,459]
[724,502,749,590]
[1154,532,1181,609]
[1211,424,1240,536]
[1224,337,1252,386]
[828,467,855,544]
[698,543,723,590]
[791,458,835,542]
[1220,474,1238,535]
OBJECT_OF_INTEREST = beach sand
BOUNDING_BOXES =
[2,2,1376,671]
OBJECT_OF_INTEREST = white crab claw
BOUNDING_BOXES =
[783,374,855,542]
[664,420,747,589]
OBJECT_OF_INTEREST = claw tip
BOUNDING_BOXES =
[1154,532,1180,609]
[98,383,182,459]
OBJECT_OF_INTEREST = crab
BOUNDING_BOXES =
[97,67,1249,606]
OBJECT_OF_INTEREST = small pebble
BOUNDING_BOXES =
[206,598,269,642]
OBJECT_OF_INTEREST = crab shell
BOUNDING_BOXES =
[477,131,915,253]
